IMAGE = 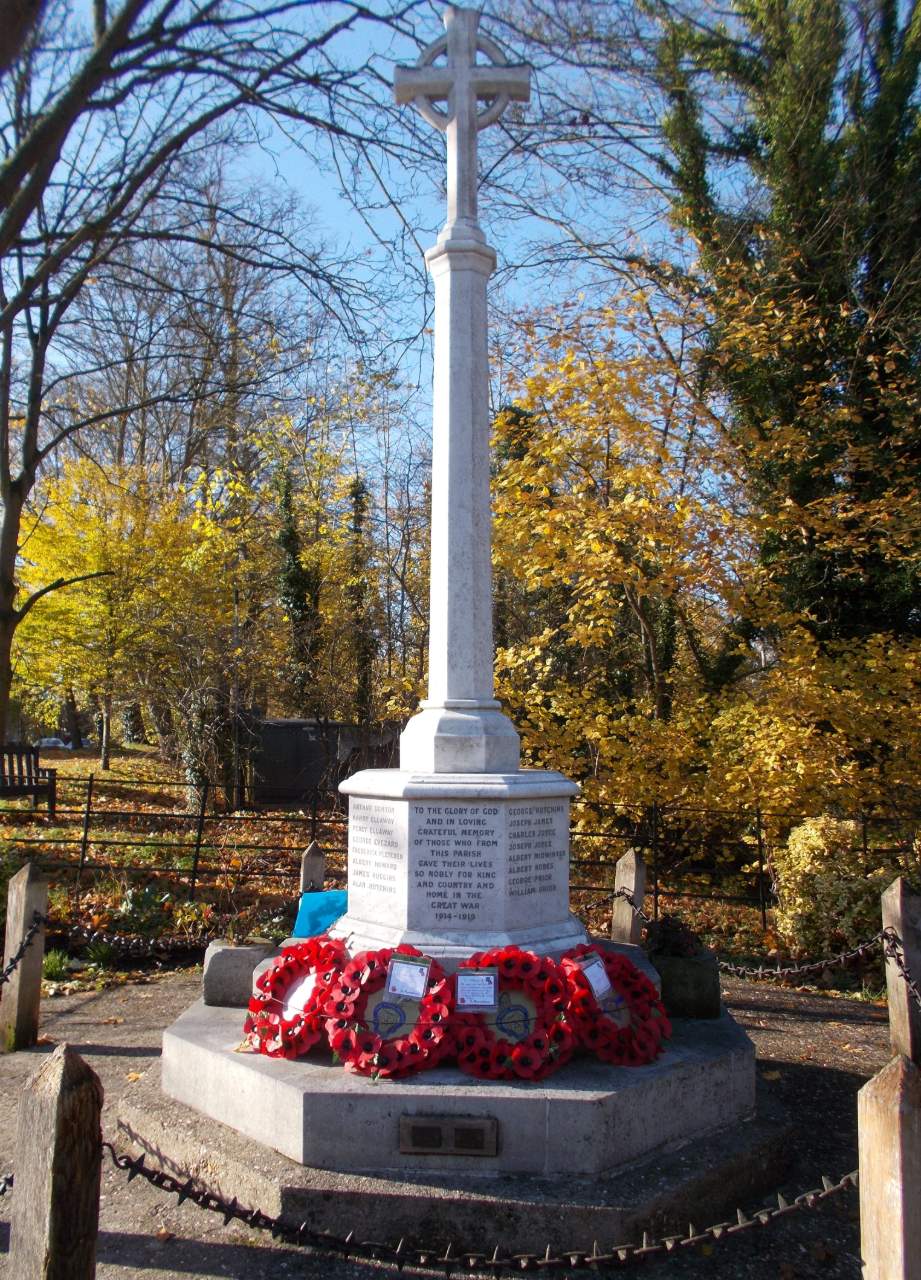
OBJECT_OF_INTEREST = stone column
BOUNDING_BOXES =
[398,227,520,775]
[332,7,585,964]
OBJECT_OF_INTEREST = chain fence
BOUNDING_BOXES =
[96,1141,857,1274]
[60,922,206,959]
[882,927,921,1011]
[38,888,921,998]
[0,910,47,987]
[611,889,921,998]
[717,933,886,982]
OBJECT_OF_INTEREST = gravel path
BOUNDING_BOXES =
[0,970,891,1279]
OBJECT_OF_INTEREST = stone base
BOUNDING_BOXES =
[130,1012,785,1254]
[203,942,275,1007]
[161,1001,755,1177]
[650,950,722,1019]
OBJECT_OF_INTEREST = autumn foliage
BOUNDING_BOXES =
[492,293,921,818]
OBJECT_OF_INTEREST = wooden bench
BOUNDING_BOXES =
[0,744,57,816]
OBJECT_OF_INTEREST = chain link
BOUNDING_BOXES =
[610,888,653,925]
[610,891,921,988]
[611,889,883,981]
[63,923,204,959]
[717,932,885,982]
[882,928,921,1011]
[102,1141,856,1274]
[0,911,48,988]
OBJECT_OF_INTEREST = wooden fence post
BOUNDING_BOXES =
[0,861,49,1052]
[611,850,646,945]
[300,841,326,893]
[9,1044,103,1279]
[858,877,921,1280]
[77,773,94,884]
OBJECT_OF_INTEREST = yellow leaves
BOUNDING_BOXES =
[491,292,921,818]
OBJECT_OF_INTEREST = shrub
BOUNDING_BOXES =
[773,817,919,956]
[84,940,117,969]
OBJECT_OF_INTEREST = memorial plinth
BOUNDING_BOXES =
[330,770,586,961]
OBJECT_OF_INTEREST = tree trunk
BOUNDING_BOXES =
[99,692,111,770]
[0,616,14,748]
[0,481,25,747]
[64,689,83,749]
[145,699,175,761]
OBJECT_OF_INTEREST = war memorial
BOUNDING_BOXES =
[126,6,783,1250]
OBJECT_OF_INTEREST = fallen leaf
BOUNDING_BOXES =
[155,1228,174,1242]
[36,1035,56,1047]
[125,1071,142,1083]
[761,1069,782,1081]
[99,1016,124,1026]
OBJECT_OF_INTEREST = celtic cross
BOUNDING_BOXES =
[394,8,530,233]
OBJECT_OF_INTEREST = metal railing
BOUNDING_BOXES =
[0,776,917,926]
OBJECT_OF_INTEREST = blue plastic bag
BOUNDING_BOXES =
[292,889,348,939]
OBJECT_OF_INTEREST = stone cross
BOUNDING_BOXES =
[394,7,530,236]
[332,12,580,963]
[394,7,530,774]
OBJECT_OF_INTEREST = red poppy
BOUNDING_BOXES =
[323,945,452,1079]
[510,1043,541,1079]
[455,1023,487,1053]
[244,935,347,1060]
[561,944,671,1068]
[329,1025,357,1057]
[543,975,566,1002]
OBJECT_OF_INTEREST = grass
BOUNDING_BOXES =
[42,948,70,980]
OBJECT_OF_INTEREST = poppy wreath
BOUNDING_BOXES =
[560,943,671,1066]
[244,934,347,1060]
[452,946,576,1082]
[322,944,452,1079]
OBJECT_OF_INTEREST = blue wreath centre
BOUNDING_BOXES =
[496,1001,532,1043]
[371,1000,408,1037]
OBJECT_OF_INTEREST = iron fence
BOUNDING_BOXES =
[0,774,917,930]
